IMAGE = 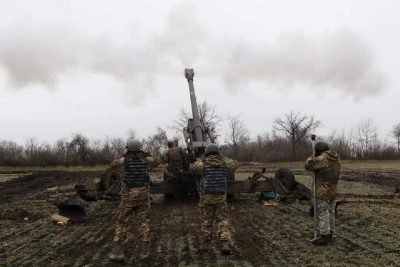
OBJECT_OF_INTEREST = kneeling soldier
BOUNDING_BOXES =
[109,139,155,262]
[190,144,235,255]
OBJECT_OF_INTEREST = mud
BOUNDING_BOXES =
[0,171,102,203]
[341,170,400,188]
[1,169,400,266]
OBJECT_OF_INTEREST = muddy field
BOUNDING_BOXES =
[1,162,400,267]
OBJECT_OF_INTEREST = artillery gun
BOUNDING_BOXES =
[58,68,275,220]
[150,68,215,195]
[182,68,215,160]
[151,68,272,195]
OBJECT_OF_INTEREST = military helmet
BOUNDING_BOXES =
[315,141,329,154]
[167,140,175,148]
[205,144,220,156]
[126,139,142,152]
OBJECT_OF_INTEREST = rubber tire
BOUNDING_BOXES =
[274,168,296,191]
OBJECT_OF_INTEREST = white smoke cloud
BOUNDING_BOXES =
[0,23,83,89]
[0,4,385,100]
[217,30,385,98]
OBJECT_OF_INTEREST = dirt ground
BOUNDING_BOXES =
[1,163,400,267]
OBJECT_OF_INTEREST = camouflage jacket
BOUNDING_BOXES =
[163,147,186,162]
[163,147,186,172]
[189,155,240,178]
[305,150,341,200]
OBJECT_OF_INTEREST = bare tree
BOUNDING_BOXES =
[126,128,136,141]
[110,137,125,157]
[346,127,358,159]
[25,137,40,161]
[143,127,168,158]
[55,138,68,164]
[226,115,249,158]
[172,101,222,132]
[326,129,352,158]
[254,132,272,161]
[392,123,400,157]
[69,133,90,164]
[357,118,377,159]
[0,140,24,165]
[273,110,321,159]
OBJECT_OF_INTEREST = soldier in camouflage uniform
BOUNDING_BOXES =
[163,140,187,181]
[189,144,240,254]
[305,141,341,245]
[109,139,156,262]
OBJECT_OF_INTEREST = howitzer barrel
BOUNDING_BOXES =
[185,68,203,142]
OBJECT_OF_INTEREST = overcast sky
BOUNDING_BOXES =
[0,0,399,144]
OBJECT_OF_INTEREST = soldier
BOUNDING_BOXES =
[109,139,156,262]
[305,141,341,245]
[189,144,240,254]
[163,140,187,181]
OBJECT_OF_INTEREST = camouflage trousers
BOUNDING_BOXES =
[113,186,150,243]
[317,199,336,235]
[199,194,231,241]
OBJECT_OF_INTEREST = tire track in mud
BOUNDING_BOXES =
[340,224,399,252]
[335,233,399,267]
[335,203,400,266]
[0,194,69,266]
[175,205,194,264]
[231,200,399,267]
[69,201,117,267]
[146,200,172,266]
[232,201,313,266]
[4,222,52,266]
[337,225,400,265]
[129,197,252,267]
[148,198,201,266]
[3,221,57,266]
[12,223,78,266]
[2,199,117,267]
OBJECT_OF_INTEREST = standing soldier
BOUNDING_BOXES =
[305,141,341,245]
[163,140,187,181]
[109,139,156,262]
[190,144,240,254]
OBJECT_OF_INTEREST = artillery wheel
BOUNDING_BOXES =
[100,168,121,195]
[274,168,296,191]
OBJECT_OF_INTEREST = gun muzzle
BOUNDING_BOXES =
[185,68,194,81]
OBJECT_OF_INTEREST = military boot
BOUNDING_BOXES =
[199,239,211,252]
[109,243,126,262]
[310,234,332,246]
[221,241,231,255]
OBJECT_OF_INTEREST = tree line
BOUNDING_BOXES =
[1,107,399,166]
[224,112,400,162]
